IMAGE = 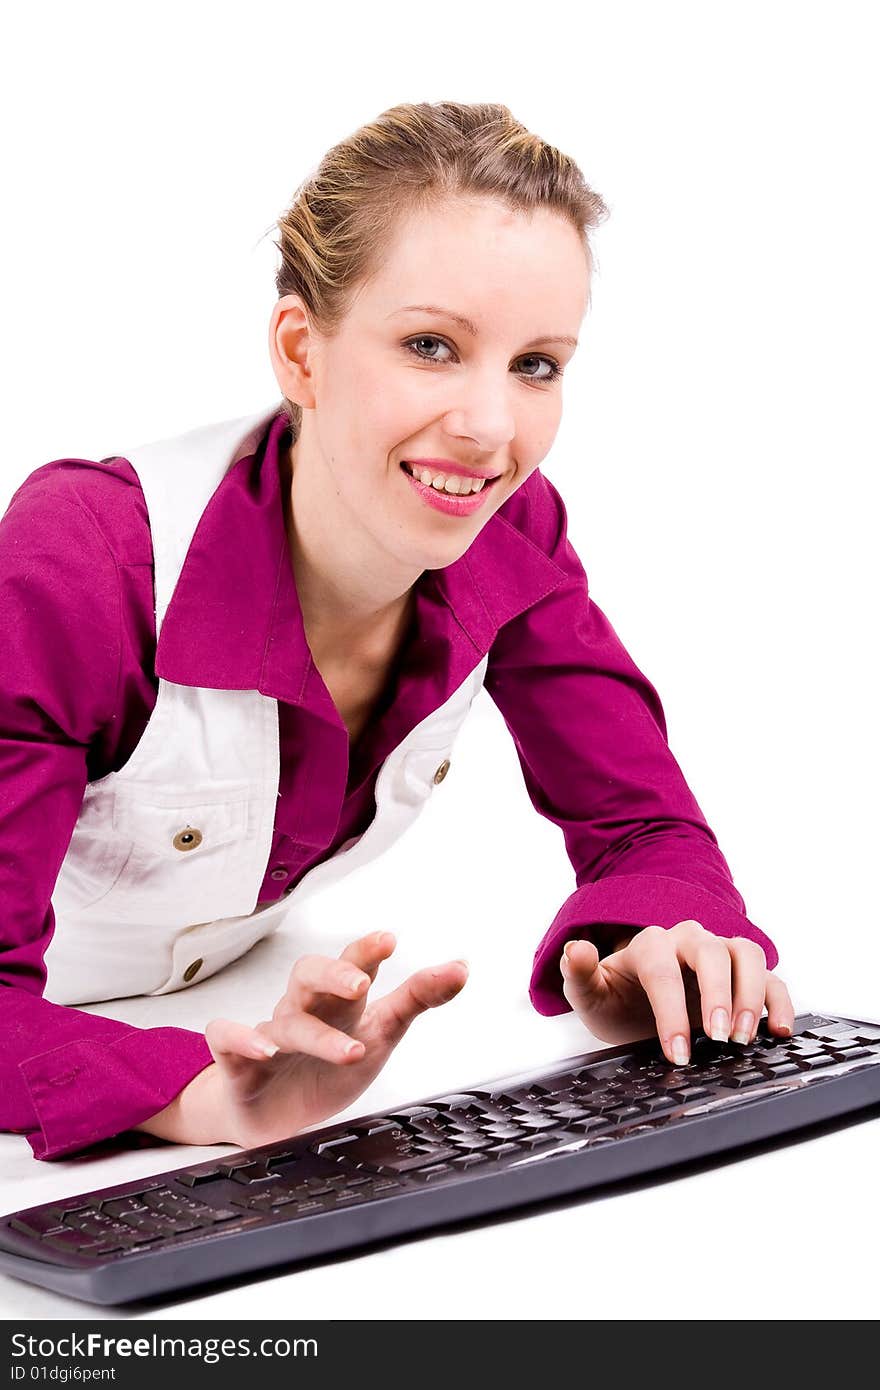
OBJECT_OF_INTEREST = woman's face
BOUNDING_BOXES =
[276,196,590,575]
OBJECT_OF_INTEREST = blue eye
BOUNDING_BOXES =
[403,335,563,384]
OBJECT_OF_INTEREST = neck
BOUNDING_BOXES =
[281,434,419,655]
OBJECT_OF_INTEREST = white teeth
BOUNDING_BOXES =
[407,464,487,495]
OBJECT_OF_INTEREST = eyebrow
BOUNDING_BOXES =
[389,303,579,350]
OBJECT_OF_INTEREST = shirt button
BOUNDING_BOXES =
[183,959,203,982]
[173,827,203,852]
[270,866,289,881]
[433,759,451,785]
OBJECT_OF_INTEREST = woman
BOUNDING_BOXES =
[0,101,794,1162]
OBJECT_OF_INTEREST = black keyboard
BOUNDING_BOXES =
[2,1010,879,1306]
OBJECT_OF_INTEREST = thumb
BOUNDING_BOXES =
[560,939,609,1004]
[373,959,469,1046]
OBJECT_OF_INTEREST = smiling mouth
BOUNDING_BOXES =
[399,461,501,494]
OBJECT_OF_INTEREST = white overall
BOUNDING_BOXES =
[43,405,488,1008]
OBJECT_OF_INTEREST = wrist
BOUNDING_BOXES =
[132,1062,228,1146]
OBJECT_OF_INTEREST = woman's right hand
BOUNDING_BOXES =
[200,930,469,1150]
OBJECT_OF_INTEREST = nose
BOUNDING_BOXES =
[441,372,517,455]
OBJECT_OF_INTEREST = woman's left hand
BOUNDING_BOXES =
[559,919,796,1066]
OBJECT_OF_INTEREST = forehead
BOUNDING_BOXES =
[355,197,590,327]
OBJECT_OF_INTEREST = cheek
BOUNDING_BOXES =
[525,399,563,462]
[360,376,438,452]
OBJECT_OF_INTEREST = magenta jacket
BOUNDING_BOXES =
[0,408,778,1159]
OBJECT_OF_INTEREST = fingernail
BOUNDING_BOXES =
[732,1011,754,1044]
[671,1035,690,1066]
[777,1022,792,1036]
[455,959,469,969]
[345,973,365,991]
[259,1041,279,1058]
[709,1008,730,1042]
[345,1040,364,1057]
[563,941,578,962]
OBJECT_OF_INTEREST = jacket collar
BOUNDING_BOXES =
[153,403,566,704]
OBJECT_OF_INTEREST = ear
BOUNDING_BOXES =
[268,294,320,410]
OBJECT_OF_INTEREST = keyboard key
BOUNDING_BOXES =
[542,1103,589,1121]
[312,1133,364,1158]
[519,1132,564,1150]
[669,1086,715,1102]
[516,1112,565,1131]
[411,1165,455,1183]
[10,1213,66,1239]
[265,1147,306,1168]
[482,1143,521,1160]
[564,1116,614,1136]
[406,1115,464,1146]
[604,1105,646,1123]
[642,1095,677,1113]
[718,1071,769,1088]
[43,1228,108,1254]
[482,1123,529,1140]
[765,1061,803,1078]
[220,1161,272,1183]
[448,1132,495,1151]
[177,1164,224,1187]
[102,1197,151,1219]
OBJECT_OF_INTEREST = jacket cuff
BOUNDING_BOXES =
[19,1027,215,1161]
[529,873,780,1017]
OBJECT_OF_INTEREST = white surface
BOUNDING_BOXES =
[1,693,878,1320]
[1,0,878,1321]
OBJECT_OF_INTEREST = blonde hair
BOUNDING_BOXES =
[271,101,610,439]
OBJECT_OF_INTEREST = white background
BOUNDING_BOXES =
[1,0,877,1321]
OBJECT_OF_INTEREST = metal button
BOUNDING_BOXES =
[270,866,289,881]
[183,959,203,982]
[173,827,203,852]
[433,759,451,785]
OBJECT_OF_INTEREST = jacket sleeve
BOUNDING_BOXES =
[0,463,214,1160]
[483,469,779,1017]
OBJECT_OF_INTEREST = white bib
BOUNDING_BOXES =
[43,406,487,1006]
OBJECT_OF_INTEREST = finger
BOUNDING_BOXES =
[728,938,772,1043]
[764,972,797,1036]
[286,953,371,1009]
[673,930,734,1042]
[263,1009,366,1065]
[339,930,398,984]
[204,1018,282,1073]
[371,960,469,1047]
[630,926,693,1066]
